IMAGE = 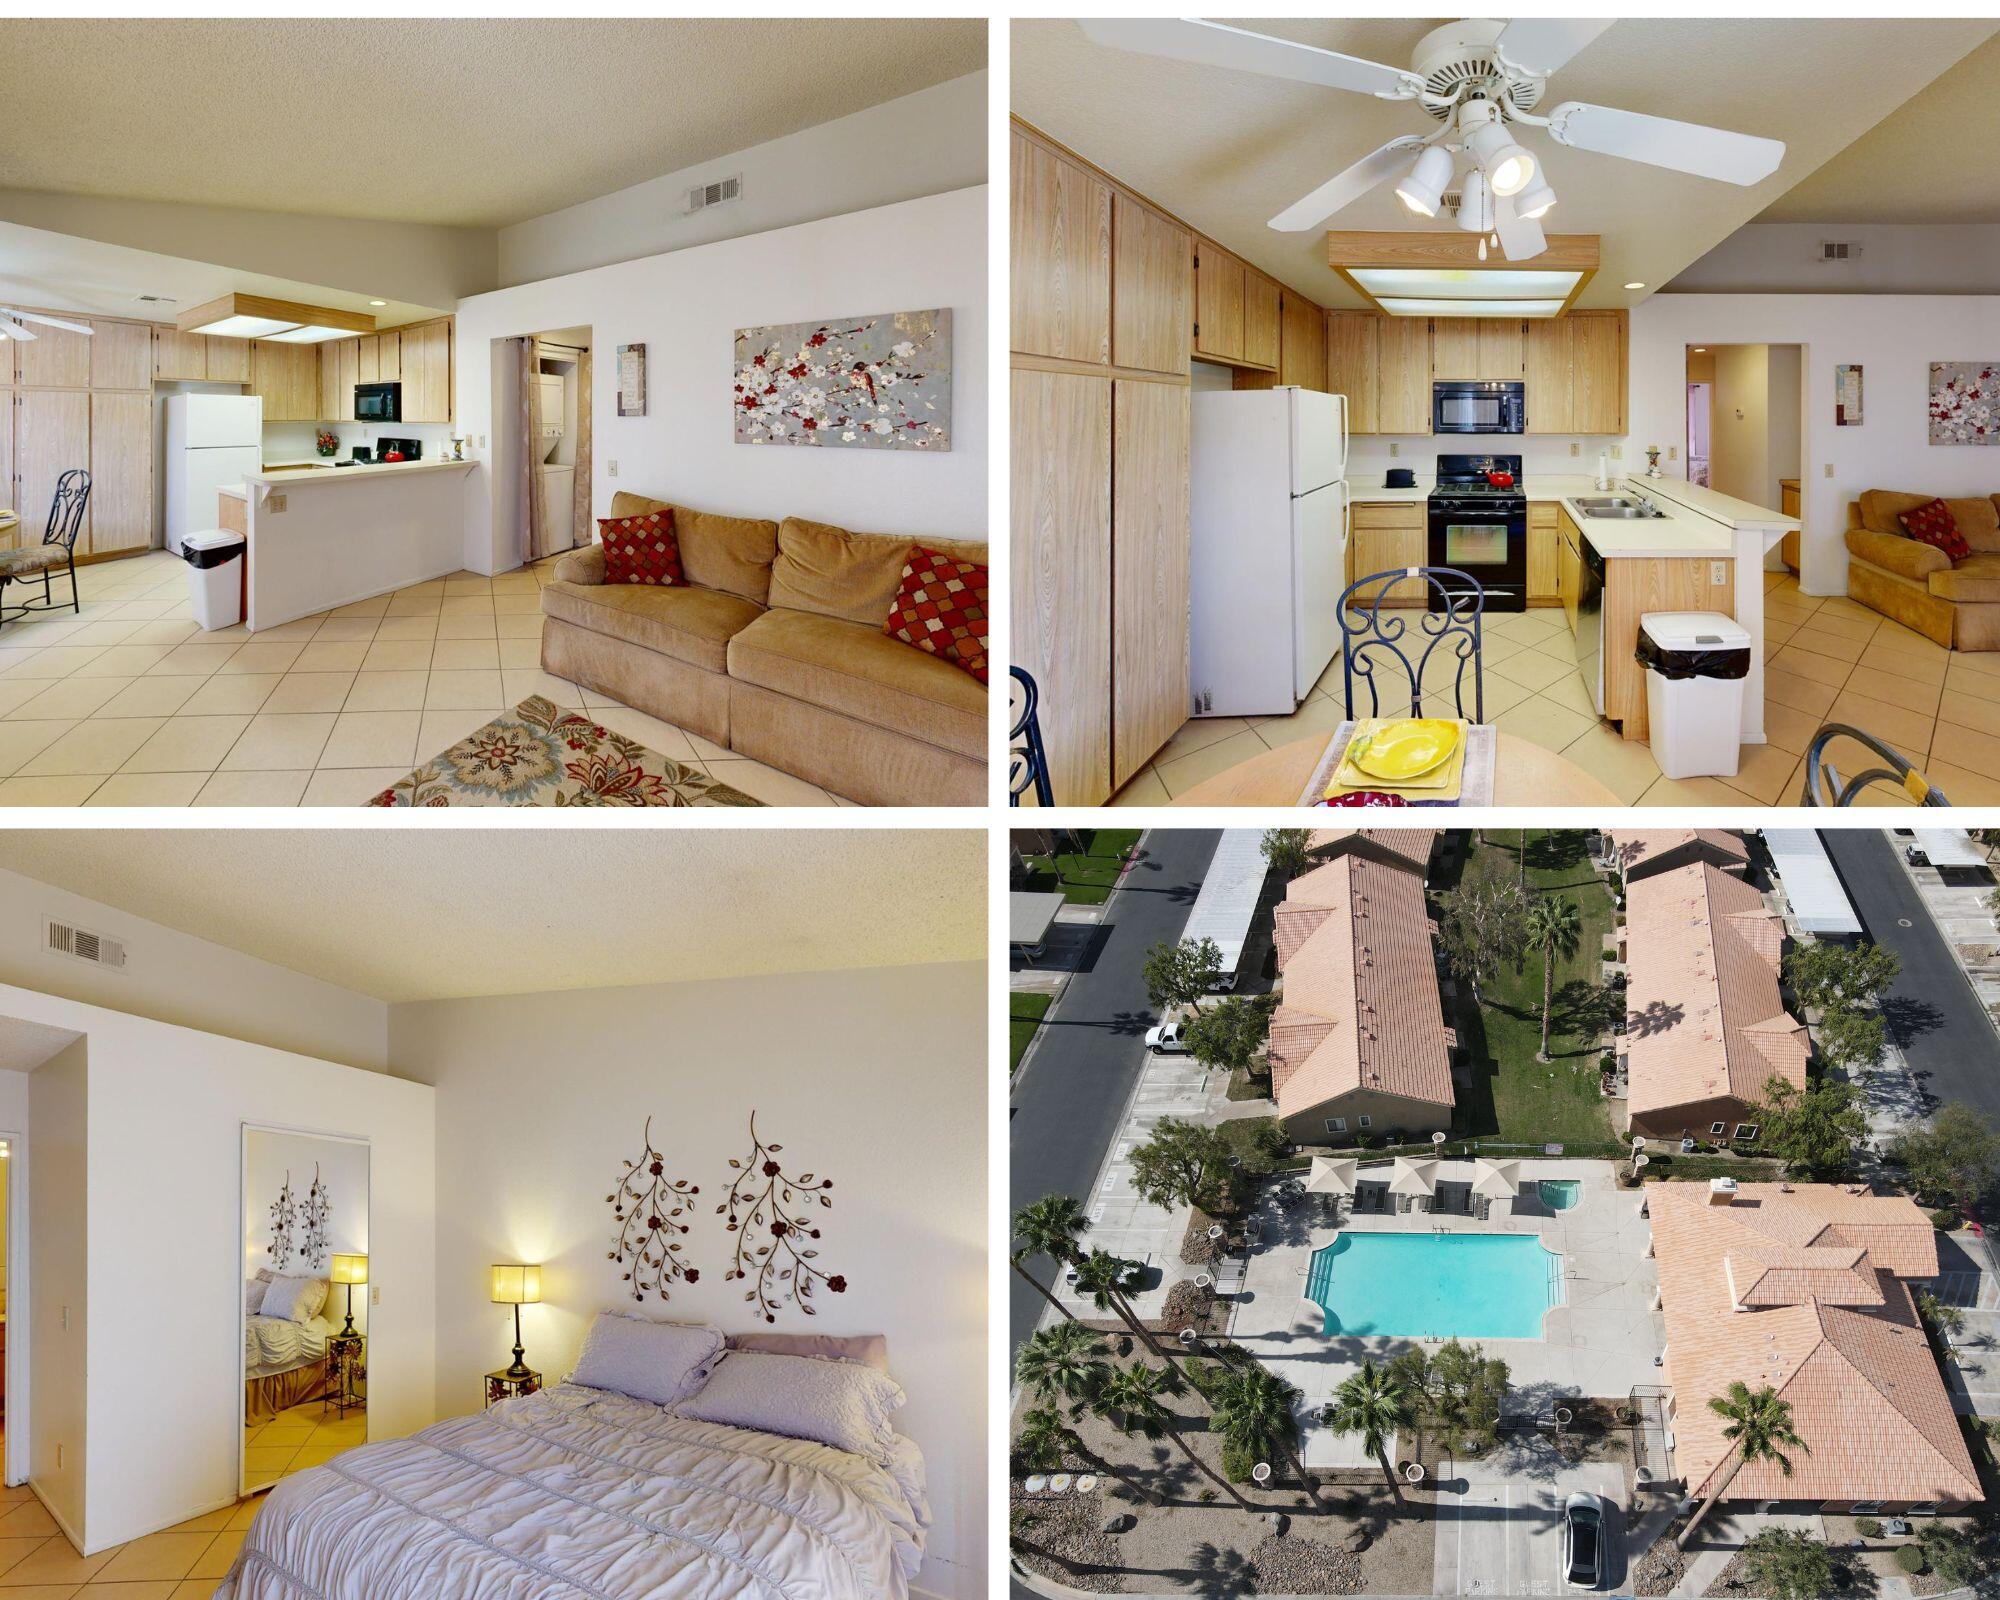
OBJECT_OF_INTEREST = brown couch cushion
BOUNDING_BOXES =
[766,516,988,627]
[725,608,985,759]
[1860,490,2000,553]
[542,579,764,675]
[1847,527,1950,585]
[1929,553,2000,605]
[609,492,778,604]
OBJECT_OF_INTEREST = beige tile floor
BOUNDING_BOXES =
[0,551,852,806]
[1111,570,1992,807]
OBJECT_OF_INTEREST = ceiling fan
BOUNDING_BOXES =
[1078,18,1787,262]
[0,307,95,342]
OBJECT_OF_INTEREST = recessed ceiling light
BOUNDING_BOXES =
[1692,346,1707,353]
[369,300,387,307]
[1624,281,1646,290]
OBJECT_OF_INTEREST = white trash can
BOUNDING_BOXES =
[1637,611,1752,779]
[179,529,246,631]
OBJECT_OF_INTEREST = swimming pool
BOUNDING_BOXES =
[1540,1178,1582,1211]
[1305,1231,1563,1340]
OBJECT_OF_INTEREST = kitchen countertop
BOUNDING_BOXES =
[1350,472,1606,504]
[245,458,474,487]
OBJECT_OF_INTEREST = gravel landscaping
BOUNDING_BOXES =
[1629,1532,1686,1597]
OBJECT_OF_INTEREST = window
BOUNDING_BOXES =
[1358,1115,1372,1129]
[1709,1122,1726,1136]
[1734,1124,1760,1142]
[1908,1503,1939,1517]
[1850,1502,1884,1516]
[1326,1117,1347,1135]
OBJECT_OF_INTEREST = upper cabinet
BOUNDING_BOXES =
[1111,193,1191,377]
[88,320,153,391]
[153,328,252,385]
[399,320,453,424]
[1326,311,1379,432]
[1525,310,1627,435]
[249,340,319,423]
[1192,238,1246,363]
[207,336,252,384]
[1011,130,1111,364]
[1241,270,1281,370]
[14,318,92,388]
[1279,293,1327,392]
[1432,317,1524,382]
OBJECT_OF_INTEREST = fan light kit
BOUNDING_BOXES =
[1081,17,1786,271]
[0,307,95,343]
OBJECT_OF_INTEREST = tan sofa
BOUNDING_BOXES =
[1844,490,2000,650]
[540,493,986,805]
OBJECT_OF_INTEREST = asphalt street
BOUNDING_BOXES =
[1007,827,1221,1359]
[1822,829,2000,1132]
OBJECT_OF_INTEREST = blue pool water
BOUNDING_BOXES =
[1540,1179,1582,1211]
[1306,1232,1563,1339]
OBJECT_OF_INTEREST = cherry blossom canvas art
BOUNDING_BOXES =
[733,308,951,450]
[1929,361,1997,444]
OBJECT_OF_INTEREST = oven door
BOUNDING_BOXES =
[1428,504,1527,612]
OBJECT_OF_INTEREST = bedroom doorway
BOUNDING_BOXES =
[240,1126,370,1499]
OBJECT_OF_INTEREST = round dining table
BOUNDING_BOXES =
[1172,729,1622,808]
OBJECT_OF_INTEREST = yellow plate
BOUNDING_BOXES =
[1349,719,1462,782]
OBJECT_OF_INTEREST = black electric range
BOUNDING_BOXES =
[1427,453,1526,612]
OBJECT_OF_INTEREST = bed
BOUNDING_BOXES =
[216,1382,930,1599]
[245,1312,336,1425]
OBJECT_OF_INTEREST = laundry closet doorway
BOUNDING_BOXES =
[516,326,593,564]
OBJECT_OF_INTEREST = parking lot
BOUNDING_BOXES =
[1432,1442,1626,1597]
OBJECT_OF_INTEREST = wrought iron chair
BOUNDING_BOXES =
[1801,722,1948,806]
[1336,566,1487,722]
[0,469,91,630]
[1009,665,1054,807]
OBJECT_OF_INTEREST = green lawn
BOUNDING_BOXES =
[1447,831,1619,1151]
[1015,828,1143,906]
[1010,993,1053,1072]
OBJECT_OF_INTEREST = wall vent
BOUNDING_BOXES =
[1818,239,1861,262]
[43,916,127,972]
[686,175,742,215]
[133,293,178,305]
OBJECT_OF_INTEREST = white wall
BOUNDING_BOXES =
[1709,344,1771,511]
[1625,295,2000,594]
[245,1129,370,1339]
[453,185,988,573]
[497,73,987,287]
[26,1039,81,1540]
[0,867,390,1072]
[1346,432,1626,486]
[1670,223,2000,296]
[389,961,986,1600]
[0,982,435,1554]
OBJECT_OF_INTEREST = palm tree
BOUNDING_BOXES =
[1011,1195,1091,1325]
[1016,1404,1163,1506]
[1325,1360,1414,1492]
[1676,1383,1810,1549]
[1073,1248,1170,1362]
[1210,1363,1321,1508]
[1015,1321,1111,1416]
[1096,1362,1253,1511]
[1525,893,1582,1062]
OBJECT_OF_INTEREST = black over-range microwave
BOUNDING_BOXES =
[354,381,401,423]
[1433,380,1525,434]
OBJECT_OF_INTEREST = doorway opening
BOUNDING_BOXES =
[1686,342,1804,573]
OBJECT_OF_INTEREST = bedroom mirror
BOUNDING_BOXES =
[241,1126,371,1498]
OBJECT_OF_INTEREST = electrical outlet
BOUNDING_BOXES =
[1668,445,1678,461]
[371,1286,380,1305]
[1569,442,1580,458]
[1609,444,1623,459]
[1389,442,1399,458]
[1824,463,1834,478]
[607,460,618,478]
[1710,561,1728,586]
[267,493,286,513]
[479,434,488,449]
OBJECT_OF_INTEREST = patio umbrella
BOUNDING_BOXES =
[1387,1157,1438,1198]
[1470,1158,1521,1199]
[1305,1156,1358,1195]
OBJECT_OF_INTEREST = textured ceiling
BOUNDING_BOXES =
[1758,32,2000,223]
[0,830,986,1004]
[0,1016,80,1074]
[1013,18,1996,311]
[0,19,986,228]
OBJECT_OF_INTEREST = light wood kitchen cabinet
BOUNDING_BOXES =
[1193,239,1245,363]
[1430,318,1481,381]
[1326,311,1379,431]
[15,319,91,388]
[357,336,380,386]
[1012,368,1112,805]
[1569,311,1626,435]
[1279,293,1326,391]
[206,336,251,384]
[89,320,153,391]
[1557,513,1582,634]
[333,338,360,422]
[318,341,345,423]
[86,390,152,557]
[1111,193,1191,377]
[14,390,90,551]
[1011,131,1111,364]
[1377,316,1432,434]
[1524,318,1568,432]
[1113,379,1191,788]
[0,392,14,544]
[249,340,319,423]
[1527,502,1559,602]
[399,320,453,423]
[377,332,401,382]
[1780,478,1801,573]
[152,328,209,382]
[1242,270,1281,369]
[1593,537,1734,741]
[1478,319,1524,380]
[1351,502,1427,606]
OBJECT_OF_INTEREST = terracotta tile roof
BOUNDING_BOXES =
[1268,855,1454,1118]
[1610,830,1750,877]
[1303,828,1438,874]
[1650,1183,1978,1506]
[1626,863,1807,1124]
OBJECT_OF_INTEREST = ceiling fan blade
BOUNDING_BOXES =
[1542,101,1785,186]
[1078,19,1421,99]
[1269,137,1426,232]
[1493,195,1547,262]
[1492,19,1614,79]
[6,309,94,336]
[0,321,36,343]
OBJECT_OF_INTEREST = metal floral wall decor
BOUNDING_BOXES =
[266,1172,297,1266]
[266,1164,332,1270]
[733,309,951,451]
[1929,362,1997,444]
[719,1111,845,1321]
[607,1117,700,1303]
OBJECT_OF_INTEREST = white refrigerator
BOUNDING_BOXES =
[164,394,262,552]
[1188,386,1349,716]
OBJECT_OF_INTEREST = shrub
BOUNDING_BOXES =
[1894,1544,1927,1575]
[1221,1438,1258,1483]
[1853,1516,1882,1539]
[1930,1207,1960,1231]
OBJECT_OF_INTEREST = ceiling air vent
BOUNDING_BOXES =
[1819,240,1861,262]
[44,916,127,972]
[133,293,177,305]
[686,175,742,215]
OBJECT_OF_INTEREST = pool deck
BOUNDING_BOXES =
[1228,1160,1665,1468]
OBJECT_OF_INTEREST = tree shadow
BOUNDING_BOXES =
[1882,992,1946,1048]
[1625,999,1687,1040]
[1525,830,1591,878]
[1549,979,1619,1058]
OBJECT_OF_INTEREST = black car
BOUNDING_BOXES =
[1564,1493,1604,1590]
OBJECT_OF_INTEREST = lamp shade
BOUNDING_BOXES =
[491,1264,542,1305]
[330,1253,369,1286]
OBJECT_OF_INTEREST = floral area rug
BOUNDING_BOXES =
[368,696,762,807]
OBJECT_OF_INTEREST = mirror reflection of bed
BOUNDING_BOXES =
[241,1127,370,1498]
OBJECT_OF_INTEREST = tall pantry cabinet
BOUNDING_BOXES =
[1012,122,1192,806]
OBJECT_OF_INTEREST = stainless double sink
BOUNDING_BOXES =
[1574,495,1668,520]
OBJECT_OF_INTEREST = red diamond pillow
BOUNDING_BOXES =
[597,509,685,586]
[884,545,988,685]
[1899,498,1970,562]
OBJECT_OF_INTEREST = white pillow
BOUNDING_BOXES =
[570,1312,724,1407]
[674,1349,906,1462]
[259,1274,328,1324]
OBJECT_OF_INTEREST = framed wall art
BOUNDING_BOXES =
[734,308,951,451]
[1834,363,1862,426]
[1930,362,1996,444]
[617,343,647,417]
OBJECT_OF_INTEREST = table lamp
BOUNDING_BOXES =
[490,1264,542,1378]
[330,1253,368,1338]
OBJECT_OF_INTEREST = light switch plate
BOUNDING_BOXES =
[1824,463,1835,478]
[1569,442,1580,457]
[607,460,618,477]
